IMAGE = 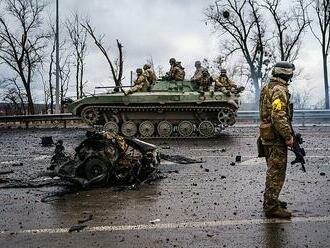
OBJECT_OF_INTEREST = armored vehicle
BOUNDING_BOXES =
[67,80,241,138]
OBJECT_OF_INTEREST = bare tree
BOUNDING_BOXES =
[0,0,48,114]
[82,21,124,92]
[66,13,88,99]
[39,69,49,113]
[0,77,27,114]
[59,54,72,112]
[205,0,310,104]
[42,23,72,113]
[310,0,330,109]
[44,27,56,113]
[291,88,312,109]
[262,0,311,62]
[156,65,164,78]
[205,0,267,102]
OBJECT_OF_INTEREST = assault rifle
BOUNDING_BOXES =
[289,133,306,172]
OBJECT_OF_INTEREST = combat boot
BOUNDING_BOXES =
[278,200,288,209]
[224,91,231,96]
[264,206,291,219]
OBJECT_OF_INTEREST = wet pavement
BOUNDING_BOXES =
[0,126,329,247]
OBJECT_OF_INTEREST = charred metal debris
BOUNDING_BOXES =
[50,131,162,189]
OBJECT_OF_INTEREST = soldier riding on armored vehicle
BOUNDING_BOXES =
[67,58,244,138]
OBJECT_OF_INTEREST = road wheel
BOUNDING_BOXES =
[103,121,119,134]
[81,107,99,125]
[178,121,194,137]
[218,108,235,127]
[199,121,215,137]
[157,121,173,137]
[139,121,155,137]
[121,121,137,137]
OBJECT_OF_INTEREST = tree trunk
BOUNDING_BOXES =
[76,58,80,99]
[250,68,260,108]
[61,82,64,113]
[26,86,35,114]
[323,53,329,109]
[253,77,260,108]
[79,58,84,98]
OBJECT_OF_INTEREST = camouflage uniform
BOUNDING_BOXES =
[197,69,212,92]
[143,64,157,86]
[102,132,128,155]
[214,76,235,93]
[126,69,150,95]
[214,69,244,95]
[166,58,185,81]
[191,61,205,82]
[259,62,294,218]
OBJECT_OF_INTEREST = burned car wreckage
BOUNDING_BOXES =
[50,131,160,188]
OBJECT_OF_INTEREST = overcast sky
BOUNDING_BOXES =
[58,0,218,89]
[1,0,326,106]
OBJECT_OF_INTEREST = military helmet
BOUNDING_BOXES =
[143,64,151,70]
[195,61,201,67]
[136,68,143,74]
[220,69,227,74]
[169,58,176,64]
[272,61,295,81]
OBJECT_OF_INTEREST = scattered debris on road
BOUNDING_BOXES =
[68,224,87,233]
[41,136,54,147]
[0,170,14,175]
[51,131,161,189]
[149,219,161,224]
[12,162,24,167]
[78,214,93,224]
[0,177,9,184]
[235,155,242,162]
[159,153,205,164]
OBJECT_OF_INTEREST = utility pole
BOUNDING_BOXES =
[55,0,60,113]
[130,71,133,86]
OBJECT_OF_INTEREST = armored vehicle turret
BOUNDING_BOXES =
[67,80,241,138]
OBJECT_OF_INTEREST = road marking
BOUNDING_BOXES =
[1,215,330,235]
[160,161,177,165]
[192,155,330,160]
[191,155,330,159]
[191,148,329,151]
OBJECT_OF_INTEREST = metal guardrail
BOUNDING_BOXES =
[237,110,330,126]
[0,110,329,128]
[0,114,81,128]
[237,110,330,118]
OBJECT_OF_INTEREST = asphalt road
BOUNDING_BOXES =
[0,126,329,248]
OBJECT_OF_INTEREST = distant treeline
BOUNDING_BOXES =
[0,102,67,115]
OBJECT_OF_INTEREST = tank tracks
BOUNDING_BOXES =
[80,105,237,138]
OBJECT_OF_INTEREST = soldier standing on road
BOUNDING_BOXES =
[126,68,150,95]
[258,61,295,218]
[165,58,185,81]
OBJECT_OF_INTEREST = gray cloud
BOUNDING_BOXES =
[57,0,215,89]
